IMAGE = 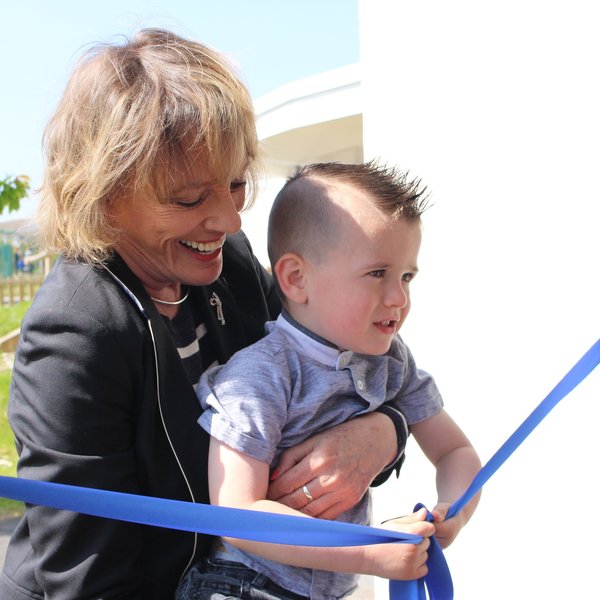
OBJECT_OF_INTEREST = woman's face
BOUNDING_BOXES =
[109,159,246,292]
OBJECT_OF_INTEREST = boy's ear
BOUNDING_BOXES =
[274,253,308,304]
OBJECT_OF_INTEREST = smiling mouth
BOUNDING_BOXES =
[379,320,396,327]
[179,237,225,254]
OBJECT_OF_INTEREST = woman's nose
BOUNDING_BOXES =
[208,187,242,233]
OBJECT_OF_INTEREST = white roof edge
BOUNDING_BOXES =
[255,64,363,140]
[254,63,361,116]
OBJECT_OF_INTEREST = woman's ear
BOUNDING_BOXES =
[274,253,308,304]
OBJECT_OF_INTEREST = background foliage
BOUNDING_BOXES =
[0,303,30,337]
[0,302,30,517]
[0,175,29,215]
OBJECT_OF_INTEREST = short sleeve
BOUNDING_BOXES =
[197,343,291,465]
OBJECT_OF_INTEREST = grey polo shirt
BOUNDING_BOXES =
[197,313,443,599]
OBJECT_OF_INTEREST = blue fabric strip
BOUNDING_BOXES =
[0,337,598,600]
[390,336,600,599]
[0,475,421,547]
[448,336,600,519]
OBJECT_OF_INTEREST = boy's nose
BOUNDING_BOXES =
[384,281,409,308]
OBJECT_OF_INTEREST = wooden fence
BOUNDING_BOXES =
[0,277,44,306]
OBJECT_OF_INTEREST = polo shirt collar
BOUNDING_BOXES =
[273,311,353,369]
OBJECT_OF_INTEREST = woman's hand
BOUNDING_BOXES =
[267,412,397,519]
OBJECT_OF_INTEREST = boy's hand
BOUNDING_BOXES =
[430,503,465,549]
[381,507,433,529]
[366,508,435,580]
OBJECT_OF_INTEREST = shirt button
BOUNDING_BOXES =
[357,379,365,391]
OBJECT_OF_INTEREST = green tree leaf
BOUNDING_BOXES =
[0,175,30,214]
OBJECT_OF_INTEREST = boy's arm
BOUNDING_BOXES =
[208,437,434,580]
[410,409,482,549]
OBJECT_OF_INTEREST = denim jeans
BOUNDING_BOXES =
[176,558,309,600]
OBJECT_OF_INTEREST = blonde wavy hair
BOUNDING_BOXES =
[38,28,259,264]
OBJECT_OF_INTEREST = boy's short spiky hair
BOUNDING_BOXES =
[267,160,429,270]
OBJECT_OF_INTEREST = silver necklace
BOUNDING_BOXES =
[150,287,190,306]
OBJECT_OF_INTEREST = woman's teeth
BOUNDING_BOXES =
[180,239,223,253]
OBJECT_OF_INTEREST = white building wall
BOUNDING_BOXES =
[360,1,599,598]
[244,66,363,267]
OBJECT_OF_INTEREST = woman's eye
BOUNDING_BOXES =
[368,269,385,279]
[402,272,415,283]
[173,181,245,207]
[230,180,247,192]
[175,195,208,208]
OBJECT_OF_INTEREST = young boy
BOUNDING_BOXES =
[177,161,481,600]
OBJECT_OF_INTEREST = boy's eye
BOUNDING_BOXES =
[402,272,416,283]
[368,269,386,279]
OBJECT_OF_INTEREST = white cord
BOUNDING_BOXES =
[104,266,198,578]
[148,319,198,579]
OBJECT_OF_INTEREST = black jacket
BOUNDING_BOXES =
[0,233,280,599]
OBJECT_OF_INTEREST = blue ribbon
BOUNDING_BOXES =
[0,337,598,600]
[390,336,600,599]
[0,475,422,548]
[390,503,454,600]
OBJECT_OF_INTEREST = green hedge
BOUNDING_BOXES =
[0,302,31,337]
[0,303,28,517]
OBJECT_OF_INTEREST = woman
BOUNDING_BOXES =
[0,29,407,599]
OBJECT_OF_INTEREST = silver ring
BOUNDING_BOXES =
[302,484,313,502]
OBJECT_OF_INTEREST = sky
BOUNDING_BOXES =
[0,0,359,222]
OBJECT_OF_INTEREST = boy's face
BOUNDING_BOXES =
[301,185,421,355]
